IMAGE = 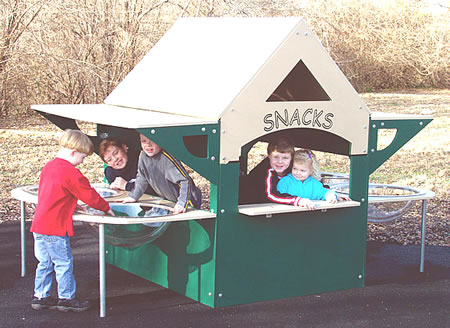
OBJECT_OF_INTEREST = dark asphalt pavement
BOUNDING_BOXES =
[1,221,448,328]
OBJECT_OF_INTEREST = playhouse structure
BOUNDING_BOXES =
[27,17,432,310]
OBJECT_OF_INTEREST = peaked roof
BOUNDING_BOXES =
[32,17,371,163]
[105,17,302,119]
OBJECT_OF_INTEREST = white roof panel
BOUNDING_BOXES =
[31,104,217,128]
[105,17,301,119]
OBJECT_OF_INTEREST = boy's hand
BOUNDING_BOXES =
[122,197,137,204]
[337,194,351,201]
[106,209,115,216]
[299,198,315,210]
[110,177,127,190]
[173,204,186,214]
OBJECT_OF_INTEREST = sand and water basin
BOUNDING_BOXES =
[79,202,173,247]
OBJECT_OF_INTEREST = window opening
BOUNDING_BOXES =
[377,129,397,151]
[266,60,331,102]
[183,135,208,158]
[238,136,356,214]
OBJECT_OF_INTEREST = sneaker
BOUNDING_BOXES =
[31,296,57,310]
[57,298,90,313]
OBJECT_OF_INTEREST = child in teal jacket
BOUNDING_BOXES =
[277,149,338,210]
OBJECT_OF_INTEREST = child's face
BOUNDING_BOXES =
[291,161,312,182]
[103,145,128,169]
[268,151,292,176]
[140,135,161,157]
[71,151,88,166]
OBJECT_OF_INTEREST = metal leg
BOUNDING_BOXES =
[99,223,106,317]
[20,201,26,277]
[420,200,427,273]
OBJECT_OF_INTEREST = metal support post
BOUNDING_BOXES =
[99,223,106,317]
[20,201,26,277]
[420,200,427,273]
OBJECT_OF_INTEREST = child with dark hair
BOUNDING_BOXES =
[98,138,139,191]
[239,135,303,205]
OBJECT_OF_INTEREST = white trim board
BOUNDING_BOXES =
[73,209,216,224]
[239,200,361,217]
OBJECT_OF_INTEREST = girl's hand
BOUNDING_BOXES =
[173,204,186,214]
[299,198,315,210]
[121,197,136,204]
[328,198,338,204]
[110,177,127,190]
[325,193,338,204]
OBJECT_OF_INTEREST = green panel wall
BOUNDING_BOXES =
[136,124,220,184]
[214,204,366,306]
[105,219,217,307]
[211,162,367,306]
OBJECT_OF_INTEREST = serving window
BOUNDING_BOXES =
[237,131,361,217]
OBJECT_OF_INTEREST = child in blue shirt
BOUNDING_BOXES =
[277,149,337,210]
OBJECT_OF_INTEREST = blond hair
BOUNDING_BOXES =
[59,129,94,155]
[293,149,321,180]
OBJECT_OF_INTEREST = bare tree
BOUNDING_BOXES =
[1,0,448,119]
[0,0,44,117]
[26,0,175,106]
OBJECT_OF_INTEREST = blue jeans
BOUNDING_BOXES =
[33,233,76,300]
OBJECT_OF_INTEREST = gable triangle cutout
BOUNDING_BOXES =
[266,59,331,102]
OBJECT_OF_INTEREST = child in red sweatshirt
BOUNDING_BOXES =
[30,129,114,312]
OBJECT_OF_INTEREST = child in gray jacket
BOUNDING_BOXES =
[122,134,202,214]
